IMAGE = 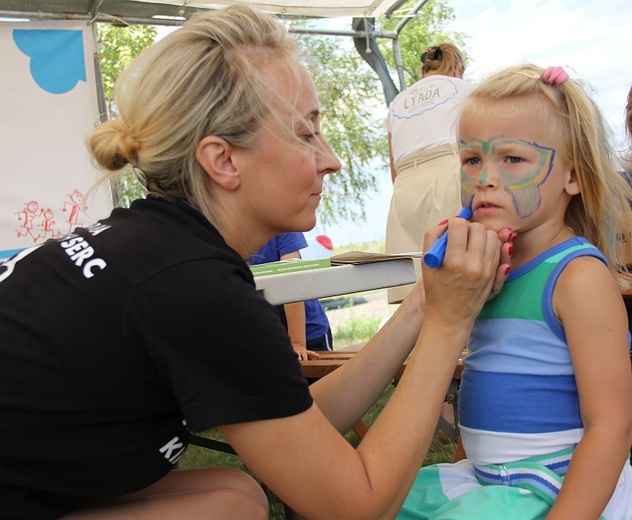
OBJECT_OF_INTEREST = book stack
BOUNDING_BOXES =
[250,257,332,277]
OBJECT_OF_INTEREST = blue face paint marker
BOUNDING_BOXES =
[423,206,473,268]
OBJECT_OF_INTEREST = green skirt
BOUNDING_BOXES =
[398,462,550,520]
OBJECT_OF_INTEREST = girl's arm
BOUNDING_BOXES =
[548,256,632,520]
[283,301,313,360]
[279,250,318,361]
[220,219,512,519]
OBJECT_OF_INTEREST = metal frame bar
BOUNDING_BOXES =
[0,0,432,96]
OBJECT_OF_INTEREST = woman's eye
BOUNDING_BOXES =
[303,132,319,143]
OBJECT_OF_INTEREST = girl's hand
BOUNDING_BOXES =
[292,343,320,361]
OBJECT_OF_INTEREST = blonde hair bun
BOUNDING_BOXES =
[90,119,140,171]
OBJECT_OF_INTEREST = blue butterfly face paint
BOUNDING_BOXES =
[460,135,556,219]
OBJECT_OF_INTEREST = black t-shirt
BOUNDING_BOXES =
[0,198,312,518]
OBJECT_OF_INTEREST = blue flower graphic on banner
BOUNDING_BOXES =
[13,29,86,94]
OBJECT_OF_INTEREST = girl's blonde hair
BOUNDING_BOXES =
[421,42,465,78]
[89,4,298,226]
[624,85,632,172]
[461,64,632,288]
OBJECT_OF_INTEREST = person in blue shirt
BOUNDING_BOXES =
[248,232,332,360]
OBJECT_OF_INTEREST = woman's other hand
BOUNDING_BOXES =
[492,227,515,298]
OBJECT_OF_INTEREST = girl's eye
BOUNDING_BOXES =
[464,157,480,166]
[303,132,319,143]
[507,156,522,164]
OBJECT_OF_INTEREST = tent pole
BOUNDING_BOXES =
[392,0,431,92]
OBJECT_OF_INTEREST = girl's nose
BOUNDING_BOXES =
[476,165,498,189]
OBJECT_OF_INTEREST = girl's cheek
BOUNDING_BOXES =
[460,173,476,207]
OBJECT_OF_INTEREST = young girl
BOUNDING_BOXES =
[398,65,632,519]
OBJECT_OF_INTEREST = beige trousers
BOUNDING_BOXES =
[385,144,461,304]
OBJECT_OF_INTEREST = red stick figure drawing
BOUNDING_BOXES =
[38,208,62,241]
[61,189,86,233]
[16,200,42,242]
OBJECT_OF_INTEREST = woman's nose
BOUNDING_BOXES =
[317,136,342,176]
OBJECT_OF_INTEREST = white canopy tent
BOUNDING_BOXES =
[0,0,431,93]
[0,0,410,21]
[127,0,405,18]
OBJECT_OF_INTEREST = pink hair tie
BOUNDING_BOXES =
[541,66,569,85]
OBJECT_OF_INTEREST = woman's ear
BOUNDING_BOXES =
[564,168,581,196]
[195,136,241,191]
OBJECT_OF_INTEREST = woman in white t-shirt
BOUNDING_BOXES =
[385,43,474,304]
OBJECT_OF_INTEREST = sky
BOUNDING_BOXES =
[318,0,632,247]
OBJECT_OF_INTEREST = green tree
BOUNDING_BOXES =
[96,23,157,112]
[377,0,469,86]
[293,0,466,224]
[95,23,156,207]
[297,33,387,225]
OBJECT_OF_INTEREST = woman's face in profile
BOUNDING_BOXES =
[237,61,341,235]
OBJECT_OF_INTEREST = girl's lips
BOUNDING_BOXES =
[474,202,504,217]
[475,201,501,210]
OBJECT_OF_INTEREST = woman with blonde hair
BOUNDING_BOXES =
[385,42,474,304]
[0,6,512,519]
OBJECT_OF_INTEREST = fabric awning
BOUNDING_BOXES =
[0,0,406,23]
[141,0,403,18]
